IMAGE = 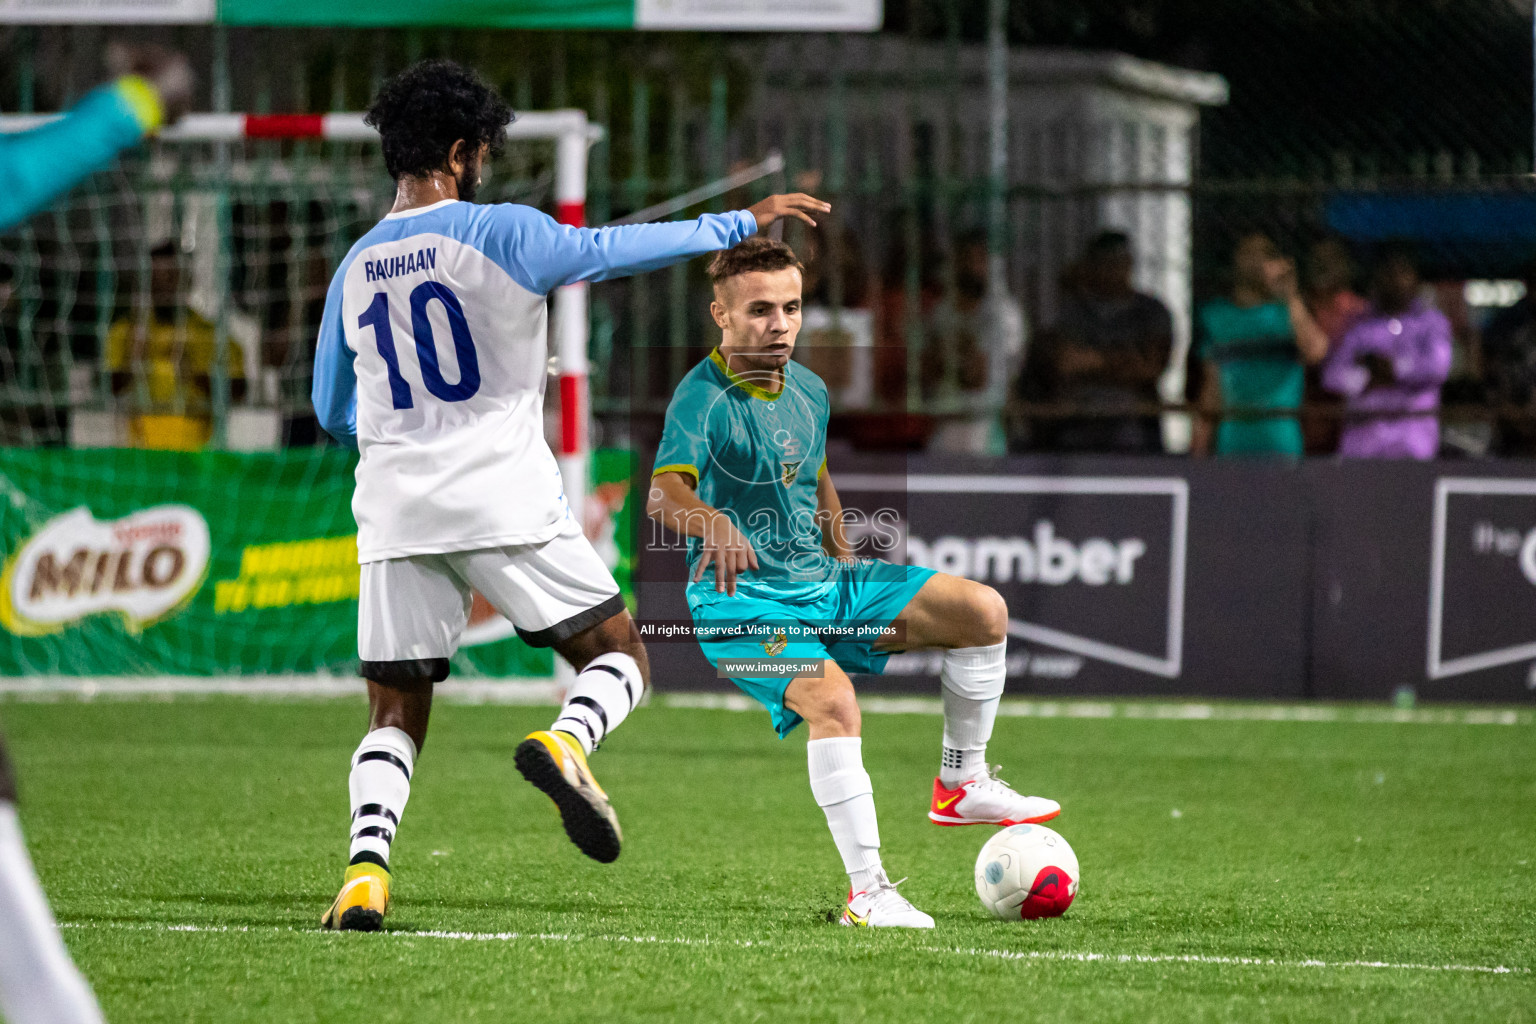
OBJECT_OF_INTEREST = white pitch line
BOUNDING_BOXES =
[0,676,560,704]
[666,692,1534,727]
[936,946,1529,975]
[58,921,1528,975]
[3,678,1530,726]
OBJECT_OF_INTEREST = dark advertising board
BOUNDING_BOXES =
[830,462,1309,699]
[635,454,1535,703]
[1309,461,1536,702]
[638,456,1309,700]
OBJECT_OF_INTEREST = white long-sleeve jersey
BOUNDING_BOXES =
[312,199,756,562]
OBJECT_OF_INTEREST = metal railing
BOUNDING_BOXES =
[1,14,1530,455]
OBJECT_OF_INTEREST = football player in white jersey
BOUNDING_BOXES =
[312,59,828,931]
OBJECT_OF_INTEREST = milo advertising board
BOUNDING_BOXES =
[0,448,636,678]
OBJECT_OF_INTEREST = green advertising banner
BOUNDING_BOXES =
[0,0,881,29]
[0,447,636,678]
[218,0,631,28]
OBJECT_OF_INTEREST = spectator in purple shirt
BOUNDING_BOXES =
[1321,242,1452,459]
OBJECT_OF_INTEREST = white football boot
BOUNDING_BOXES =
[929,766,1060,827]
[840,873,935,929]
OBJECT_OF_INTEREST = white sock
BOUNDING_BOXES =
[348,727,416,871]
[0,803,106,1024]
[939,642,1006,787]
[551,652,642,755]
[807,737,884,893]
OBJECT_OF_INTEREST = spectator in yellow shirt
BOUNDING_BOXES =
[106,241,246,449]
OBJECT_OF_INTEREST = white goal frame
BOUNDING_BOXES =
[0,109,600,527]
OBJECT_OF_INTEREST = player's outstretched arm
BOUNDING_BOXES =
[0,44,190,232]
[500,194,829,295]
[746,193,829,232]
[646,471,759,596]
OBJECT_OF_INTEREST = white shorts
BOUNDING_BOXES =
[358,513,624,665]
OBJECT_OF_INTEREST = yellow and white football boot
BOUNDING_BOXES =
[515,730,623,863]
[320,862,391,932]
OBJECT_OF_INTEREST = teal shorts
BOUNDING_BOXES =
[686,559,936,737]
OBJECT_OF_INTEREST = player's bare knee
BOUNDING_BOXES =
[816,683,861,736]
[619,617,653,690]
[596,620,652,691]
[788,672,860,736]
[836,694,862,734]
[626,638,654,693]
[965,584,1009,647]
[561,611,647,681]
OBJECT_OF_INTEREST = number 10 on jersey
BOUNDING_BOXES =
[357,282,482,409]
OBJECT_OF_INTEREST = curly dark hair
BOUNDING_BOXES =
[706,237,804,286]
[364,59,513,181]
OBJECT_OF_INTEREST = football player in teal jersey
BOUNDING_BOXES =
[647,238,1061,928]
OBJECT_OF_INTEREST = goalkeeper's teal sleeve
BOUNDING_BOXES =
[0,75,162,232]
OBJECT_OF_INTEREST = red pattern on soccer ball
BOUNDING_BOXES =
[1019,865,1076,919]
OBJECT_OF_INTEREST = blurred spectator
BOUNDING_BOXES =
[924,233,1027,456]
[873,231,941,408]
[106,241,246,450]
[1431,279,1490,457]
[788,191,876,415]
[1300,237,1367,453]
[1191,231,1329,457]
[1034,231,1172,454]
[836,231,942,452]
[1321,242,1451,460]
[1481,260,1536,456]
[1304,238,1368,341]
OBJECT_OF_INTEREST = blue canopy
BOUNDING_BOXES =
[1326,190,1536,276]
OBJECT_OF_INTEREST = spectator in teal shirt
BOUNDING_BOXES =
[1192,232,1331,456]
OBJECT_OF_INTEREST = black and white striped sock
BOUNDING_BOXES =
[551,652,642,755]
[347,727,415,871]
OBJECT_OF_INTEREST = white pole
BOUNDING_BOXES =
[986,0,1009,293]
[553,116,591,539]
[0,109,601,143]
[0,106,601,688]
[551,116,591,690]
[0,107,601,521]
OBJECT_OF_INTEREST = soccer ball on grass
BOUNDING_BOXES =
[974,823,1079,920]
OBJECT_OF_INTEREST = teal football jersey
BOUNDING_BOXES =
[653,348,833,596]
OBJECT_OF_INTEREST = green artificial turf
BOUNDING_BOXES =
[4,695,1534,1023]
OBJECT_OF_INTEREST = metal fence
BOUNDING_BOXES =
[1,7,1533,456]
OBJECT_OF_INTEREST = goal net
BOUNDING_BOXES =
[0,112,612,684]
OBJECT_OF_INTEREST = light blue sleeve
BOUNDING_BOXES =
[311,255,358,450]
[480,206,758,296]
[0,83,150,233]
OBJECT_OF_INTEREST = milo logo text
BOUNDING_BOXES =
[0,505,210,635]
